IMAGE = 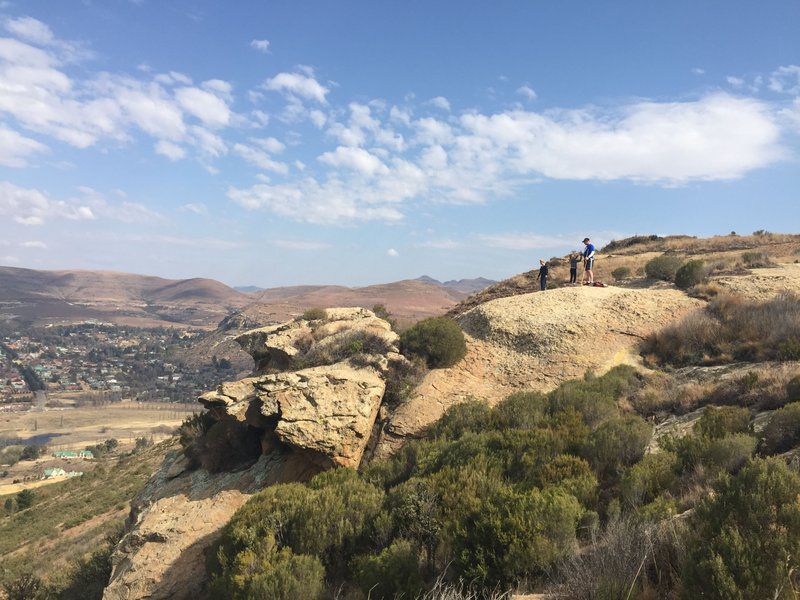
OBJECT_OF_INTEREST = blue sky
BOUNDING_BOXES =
[1,0,799,287]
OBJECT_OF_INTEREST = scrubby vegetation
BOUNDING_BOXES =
[644,254,684,281]
[302,330,394,368]
[301,307,328,321]
[400,317,467,369]
[741,250,775,268]
[207,357,800,598]
[611,266,631,281]
[642,292,800,365]
[674,259,707,290]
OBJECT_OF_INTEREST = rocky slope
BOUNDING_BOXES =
[103,308,408,599]
[374,285,701,457]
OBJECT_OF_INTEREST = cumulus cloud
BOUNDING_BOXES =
[516,85,537,101]
[263,71,329,103]
[0,125,47,167]
[174,85,232,127]
[0,180,95,225]
[155,140,186,161]
[233,142,289,173]
[318,146,389,176]
[250,39,270,53]
[769,65,800,95]
[427,96,451,111]
[387,248,399,257]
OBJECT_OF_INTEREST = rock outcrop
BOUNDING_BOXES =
[104,308,402,600]
[374,285,702,457]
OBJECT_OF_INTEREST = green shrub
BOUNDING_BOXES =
[1,573,50,600]
[428,399,491,440]
[300,307,327,321]
[682,458,800,599]
[741,251,774,268]
[611,266,632,281]
[694,406,751,439]
[675,260,707,290]
[352,539,423,599]
[584,415,653,479]
[621,452,679,507]
[20,445,44,461]
[209,533,325,600]
[760,402,800,454]
[669,433,756,474]
[536,455,597,505]
[209,469,384,580]
[645,254,684,281]
[547,365,641,429]
[400,317,467,368]
[492,391,548,430]
[16,489,34,510]
[303,330,393,367]
[438,466,582,586]
[382,356,426,405]
[787,376,800,402]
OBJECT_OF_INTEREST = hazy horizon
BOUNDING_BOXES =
[1,1,799,287]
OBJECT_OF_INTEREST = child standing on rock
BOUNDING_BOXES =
[537,259,549,291]
[568,252,581,284]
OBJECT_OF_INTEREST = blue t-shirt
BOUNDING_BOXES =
[583,244,595,258]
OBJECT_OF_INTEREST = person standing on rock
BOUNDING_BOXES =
[582,237,596,285]
[537,259,549,291]
[568,252,581,284]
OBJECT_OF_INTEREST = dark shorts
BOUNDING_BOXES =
[585,258,594,270]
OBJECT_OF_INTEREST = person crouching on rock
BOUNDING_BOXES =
[582,237,595,285]
[537,259,549,291]
[569,252,581,284]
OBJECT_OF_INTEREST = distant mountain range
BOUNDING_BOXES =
[0,266,495,329]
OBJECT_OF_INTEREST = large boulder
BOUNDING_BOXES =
[105,308,399,599]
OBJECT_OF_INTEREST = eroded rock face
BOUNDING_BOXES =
[104,308,398,600]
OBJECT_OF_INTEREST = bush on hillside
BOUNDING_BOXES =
[583,415,652,480]
[620,451,679,507]
[694,406,751,439]
[19,445,44,461]
[556,517,686,600]
[682,458,800,599]
[300,307,327,321]
[382,355,427,405]
[667,433,756,475]
[741,251,774,268]
[642,292,800,366]
[492,391,548,431]
[428,399,492,440]
[601,235,662,252]
[352,539,423,599]
[400,317,466,368]
[302,330,393,368]
[645,254,684,281]
[788,375,800,402]
[674,260,707,290]
[611,266,631,281]
[759,402,800,455]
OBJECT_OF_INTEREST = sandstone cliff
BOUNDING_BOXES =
[104,308,405,600]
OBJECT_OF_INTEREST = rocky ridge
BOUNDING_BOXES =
[104,307,406,599]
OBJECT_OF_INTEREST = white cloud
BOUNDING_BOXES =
[174,86,231,127]
[0,180,95,225]
[154,140,186,161]
[233,142,289,173]
[318,146,389,176]
[250,39,270,53]
[263,71,329,103]
[20,240,47,248]
[726,76,744,87]
[272,239,331,250]
[427,96,450,111]
[387,248,399,257]
[0,125,47,167]
[253,136,285,153]
[477,233,577,250]
[181,202,208,215]
[4,16,55,45]
[769,65,800,95]
[516,85,537,101]
[691,67,705,75]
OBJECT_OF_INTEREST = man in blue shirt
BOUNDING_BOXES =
[582,237,595,284]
